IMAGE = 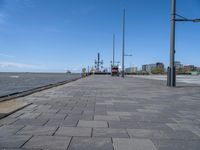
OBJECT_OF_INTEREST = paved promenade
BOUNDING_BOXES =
[0,75,200,150]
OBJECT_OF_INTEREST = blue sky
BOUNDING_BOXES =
[0,0,199,72]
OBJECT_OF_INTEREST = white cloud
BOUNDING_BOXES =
[0,53,15,58]
[0,62,43,69]
[64,67,81,73]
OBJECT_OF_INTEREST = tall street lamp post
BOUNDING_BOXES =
[122,9,125,78]
[113,34,115,66]
[167,0,200,87]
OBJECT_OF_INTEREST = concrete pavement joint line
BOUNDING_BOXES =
[52,126,60,136]
[42,118,50,126]
[12,111,25,119]
[91,127,93,137]
[125,128,131,138]
[19,135,33,149]
[67,136,73,150]
[0,103,32,120]
[107,121,110,128]
[76,120,80,127]
[15,125,26,134]
[35,112,42,119]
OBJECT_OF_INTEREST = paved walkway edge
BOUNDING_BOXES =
[0,77,82,103]
[0,102,32,120]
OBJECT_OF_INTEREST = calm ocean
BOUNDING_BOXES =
[0,72,81,97]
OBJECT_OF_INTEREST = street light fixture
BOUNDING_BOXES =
[121,9,125,78]
[193,19,200,23]
[124,54,133,57]
[174,14,200,22]
[167,0,200,87]
[112,34,115,66]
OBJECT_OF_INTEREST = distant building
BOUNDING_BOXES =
[142,64,156,73]
[175,61,184,74]
[184,65,196,73]
[175,62,200,74]
[142,62,164,74]
[125,66,137,73]
[156,62,164,70]
[175,61,183,69]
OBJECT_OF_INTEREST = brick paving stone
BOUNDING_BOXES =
[33,108,59,113]
[152,139,200,150]
[3,148,40,150]
[23,136,71,150]
[0,118,18,126]
[6,111,25,118]
[107,111,132,116]
[94,115,120,121]
[113,138,157,150]
[0,125,24,136]
[108,121,139,129]
[66,114,93,121]
[0,135,31,149]
[45,119,78,127]
[55,127,92,137]
[12,118,49,126]
[16,125,57,136]
[78,120,108,128]
[93,128,129,138]
[137,122,172,130]
[127,128,199,140]
[36,113,67,120]
[68,137,113,150]
[18,112,41,119]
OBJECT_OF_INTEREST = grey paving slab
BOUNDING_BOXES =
[3,148,41,150]
[45,119,78,127]
[113,138,157,150]
[108,121,139,129]
[137,122,172,130]
[36,113,67,120]
[107,111,132,116]
[0,135,31,149]
[68,137,113,150]
[0,117,18,126]
[33,108,59,113]
[152,139,200,150]
[12,118,49,126]
[78,120,108,128]
[7,111,25,118]
[55,127,92,137]
[93,128,129,138]
[16,125,57,136]
[18,112,41,119]
[23,136,71,150]
[0,125,24,136]
[127,128,199,140]
[94,115,120,121]
[119,113,175,123]
[66,114,93,121]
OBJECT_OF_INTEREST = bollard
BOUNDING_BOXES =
[173,66,176,87]
[167,67,171,86]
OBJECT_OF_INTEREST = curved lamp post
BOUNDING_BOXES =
[167,0,200,87]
